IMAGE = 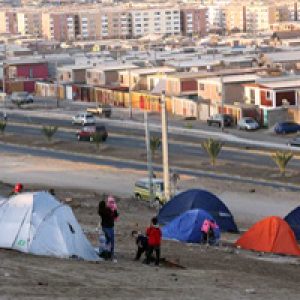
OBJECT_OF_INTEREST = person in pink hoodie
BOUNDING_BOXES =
[201,219,219,245]
[106,195,118,221]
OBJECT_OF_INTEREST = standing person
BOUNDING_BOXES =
[145,217,162,266]
[98,200,118,261]
[131,230,148,261]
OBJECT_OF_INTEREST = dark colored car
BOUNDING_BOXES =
[274,122,300,134]
[76,125,108,142]
[207,114,234,127]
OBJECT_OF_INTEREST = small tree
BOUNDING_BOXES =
[201,138,223,166]
[150,136,161,158]
[42,126,58,143]
[271,151,293,176]
[91,131,104,152]
[0,121,6,135]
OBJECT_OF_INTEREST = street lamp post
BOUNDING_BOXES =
[144,111,154,205]
[56,61,59,108]
[220,75,224,131]
[161,91,170,201]
[128,68,133,119]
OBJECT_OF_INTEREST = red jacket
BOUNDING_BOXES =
[146,225,162,247]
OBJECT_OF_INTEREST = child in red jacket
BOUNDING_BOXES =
[145,217,162,266]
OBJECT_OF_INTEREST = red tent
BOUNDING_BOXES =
[235,216,300,256]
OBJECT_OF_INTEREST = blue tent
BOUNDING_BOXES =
[162,209,220,243]
[158,189,238,232]
[284,207,300,240]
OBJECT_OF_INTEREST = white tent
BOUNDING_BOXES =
[0,192,99,261]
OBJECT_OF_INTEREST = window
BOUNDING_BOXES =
[266,91,271,99]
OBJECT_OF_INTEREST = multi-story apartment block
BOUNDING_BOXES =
[0,10,18,34]
[225,4,246,32]
[17,11,42,36]
[206,5,226,31]
[42,12,79,41]
[245,3,279,33]
[180,6,208,36]
[129,6,181,38]
[100,8,131,39]
[78,11,102,40]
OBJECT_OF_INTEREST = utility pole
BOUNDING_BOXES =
[144,111,154,205]
[161,91,170,201]
[2,43,7,106]
[56,60,59,108]
[220,75,224,131]
[128,68,133,119]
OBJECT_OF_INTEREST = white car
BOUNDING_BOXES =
[72,113,96,126]
[237,117,259,131]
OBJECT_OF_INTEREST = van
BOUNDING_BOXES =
[134,178,166,205]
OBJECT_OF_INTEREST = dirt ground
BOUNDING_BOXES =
[0,182,300,300]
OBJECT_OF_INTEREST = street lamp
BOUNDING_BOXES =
[128,68,133,119]
[161,91,170,201]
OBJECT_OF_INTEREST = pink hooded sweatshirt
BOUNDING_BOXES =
[201,219,218,233]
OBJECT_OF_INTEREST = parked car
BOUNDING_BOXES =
[86,104,112,118]
[274,121,300,134]
[134,178,166,205]
[76,124,108,142]
[287,136,300,147]
[237,117,260,131]
[11,92,33,105]
[72,113,96,126]
[207,114,234,127]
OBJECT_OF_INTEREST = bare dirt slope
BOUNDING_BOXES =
[0,184,300,300]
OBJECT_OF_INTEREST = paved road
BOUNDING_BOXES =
[5,123,300,169]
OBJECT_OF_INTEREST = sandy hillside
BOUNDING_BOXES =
[0,183,300,300]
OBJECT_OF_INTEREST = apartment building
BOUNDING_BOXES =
[225,4,246,32]
[100,8,131,39]
[0,10,18,34]
[129,6,181,38]
[180,6,208,36]
[206,5,226,31]
[245,3,279,32]
[17,11,42,36]
[42,12,80,41]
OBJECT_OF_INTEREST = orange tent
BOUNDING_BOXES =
[235,216,300,256]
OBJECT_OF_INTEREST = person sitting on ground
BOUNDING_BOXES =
[145,217,162,266]
[131,230,148,261]
[9,183,23,196]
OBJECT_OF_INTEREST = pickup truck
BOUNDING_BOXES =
[86,105,112,118]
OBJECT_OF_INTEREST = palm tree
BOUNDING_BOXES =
[150,136,161,158]
[42,126,58,143]
[201,138,223,166]
[91,131,104,152]
[0,121,6,135]
[271,151,293,176]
